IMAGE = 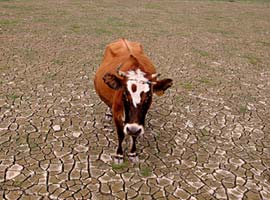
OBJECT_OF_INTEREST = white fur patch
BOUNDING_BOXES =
[124,123,144,135]
[127,69,150,108]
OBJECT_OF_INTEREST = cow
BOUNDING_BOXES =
[94,38,173,163]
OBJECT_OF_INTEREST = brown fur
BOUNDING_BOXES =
[94,39,172,160]
[94,38,157,108]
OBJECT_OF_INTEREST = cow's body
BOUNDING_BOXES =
[94,39,172,162]
[95,39,156,107]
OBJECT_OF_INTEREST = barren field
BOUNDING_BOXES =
[1,0,270,199]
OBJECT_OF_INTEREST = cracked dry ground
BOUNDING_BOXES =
[1,0,270,200]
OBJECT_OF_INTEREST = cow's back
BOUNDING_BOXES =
[94,39,156,108]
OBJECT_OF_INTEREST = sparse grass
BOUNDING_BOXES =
[8,94,20,100]
[0,19,19,26]
[198,77,218,86]
[199,77,211,84]
[201,128,210,136]
[13,180,23,187]
[134,198,143,200]
[207,0,270,2]
[175,95,183,103]
[257,40,270,47]
[106,17,127,27]
[2,5,19,9]
[70,24,81,33]
[145,2,163,10]
[45,73,57,81]
[140,167,152,177]
[242,54,261,65]
[239,105,247,113]
[0,65,9,71]
[175,31,191,37]
[243,94,256,102]
[28,142,39,149]
[192,48,210,57]
[208,29,234,36]
[95,28,112,35]
[181,82,194,90]
[52,59,65,66]
[196,62,211,70]
[111,161,129,170]
[24,49,38,60]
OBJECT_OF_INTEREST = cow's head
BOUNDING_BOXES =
[103,68,172,137]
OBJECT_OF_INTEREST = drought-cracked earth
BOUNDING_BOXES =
[1,0,270,199]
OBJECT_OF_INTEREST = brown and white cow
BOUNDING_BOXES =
[94,39,172,162]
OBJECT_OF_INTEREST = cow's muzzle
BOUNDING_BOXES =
[124,123,144,136]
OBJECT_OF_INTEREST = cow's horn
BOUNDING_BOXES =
[118,70,127,77]
[151,73,160,79]
[116,64,126,77]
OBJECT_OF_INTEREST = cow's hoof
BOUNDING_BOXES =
[105,108,112,121]
[112,154,124,164]
[128,153,139,163]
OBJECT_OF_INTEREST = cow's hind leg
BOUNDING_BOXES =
[128,136,139,162]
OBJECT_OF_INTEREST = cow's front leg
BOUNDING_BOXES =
[128,136,139,162]
[113,118,125,164]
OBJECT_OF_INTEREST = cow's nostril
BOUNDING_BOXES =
[136,128,141,135]
[126,125,142,136]
[126,126,131,133]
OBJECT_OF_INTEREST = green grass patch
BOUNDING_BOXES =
[198,77,218,86]
[8,94,20,100]
[199,77,211,84]
[0,19,19,27]
[106,17,127,27]
[52,59,65,66]
[140,167,152,177]
[175,31,191,37]
[45,73,57,80]
[2,5,19,9]
[145,2,163,10]
[111,161,129,170]
[0,65,9,71]
[208,29,233,36]
[28,142,39,149]
[242,54,261,65]
[201,128,210,136]
[239,105,247,113]
[95,28,112,35]
[257,40,270,47]
[70,24,81,33]
[207,0,270,2]
[181,82,194,90]
[192,48,209,57]
[13,180,23,187]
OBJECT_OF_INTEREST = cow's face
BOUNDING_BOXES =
[103,69,172,137]
[122,69,153,136]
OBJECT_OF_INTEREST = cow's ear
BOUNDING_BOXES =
[153,78,173,96]
[103,73,123,90]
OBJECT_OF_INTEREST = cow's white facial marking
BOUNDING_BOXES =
[126,69,150,108]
